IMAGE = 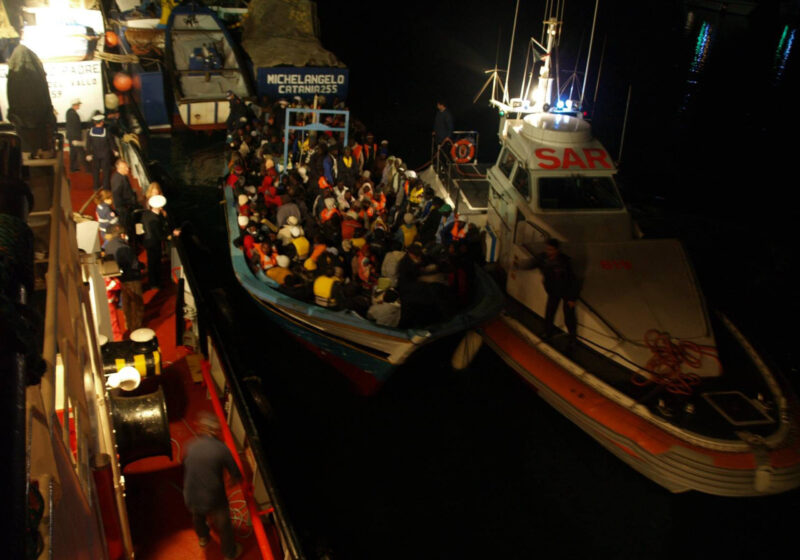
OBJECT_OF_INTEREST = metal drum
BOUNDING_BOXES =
[101,328,161,379]
[109,385,172,467]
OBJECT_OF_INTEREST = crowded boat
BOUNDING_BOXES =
[225,93,485,329]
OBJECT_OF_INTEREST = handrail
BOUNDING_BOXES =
[201,359,276,560]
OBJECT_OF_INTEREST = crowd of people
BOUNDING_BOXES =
[226,93,483,329]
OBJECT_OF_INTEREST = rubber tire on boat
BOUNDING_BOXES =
[451,330,484,370]
[450,139,475,164]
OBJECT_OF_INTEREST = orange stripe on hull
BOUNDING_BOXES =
[481,318,800,470]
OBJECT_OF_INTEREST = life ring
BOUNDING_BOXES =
[450,139,475,164]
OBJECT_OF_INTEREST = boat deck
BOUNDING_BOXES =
[66,156,265,560]
[502,295,783,441]
[439,162,490,215]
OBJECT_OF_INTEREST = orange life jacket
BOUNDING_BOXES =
[320,207,341,222]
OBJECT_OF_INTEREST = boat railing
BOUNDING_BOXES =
[175,234,306,559]
[11,133,135,558]
[281,107,350,177]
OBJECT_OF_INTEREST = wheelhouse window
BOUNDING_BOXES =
[538,176,623,210]
[497,148,517,177]
[511,166,530,199]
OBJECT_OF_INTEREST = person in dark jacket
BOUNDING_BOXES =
[528,238,580,343]
[141,195,168,287]
[433,100,454,147]
[65,98,84,172]
[103,225,144,333]
[110,159,139,241]
[86,113,118,190]
[183,411,243,559]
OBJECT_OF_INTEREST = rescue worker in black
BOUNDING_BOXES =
[65,98,84,172]
[86,112,118,191]
[225,90,250,133]
[140,195,169,287]
[526,238,579,345]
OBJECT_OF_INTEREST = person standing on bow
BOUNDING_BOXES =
[65,98,85,172]
[183,411,243,559]
[528,238,580,345]
[86,112,118,191]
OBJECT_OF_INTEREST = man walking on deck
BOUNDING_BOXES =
[433,100,454,148]
[528,238,580,346]
[183,411,243,559]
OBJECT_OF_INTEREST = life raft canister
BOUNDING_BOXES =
[450,139,476,164]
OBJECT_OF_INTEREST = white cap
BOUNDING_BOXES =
[237,194,249,206]
[92,113,105,122]
[286,215,299,226]
[290,226,301,238]
[238,215,249,228]
[130,327,156,343]
[276,254,290,268]
[405,170,417,179]
[148,195,166,209]
[71,98,82,105]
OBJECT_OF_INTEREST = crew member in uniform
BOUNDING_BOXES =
[65,98,84,172]
[86,112,118,191]
[141,195,169,288]
[527,238,580,346]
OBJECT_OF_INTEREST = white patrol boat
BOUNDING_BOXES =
[428,3,800,497]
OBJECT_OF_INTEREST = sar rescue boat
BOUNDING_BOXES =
[430,6,800,496]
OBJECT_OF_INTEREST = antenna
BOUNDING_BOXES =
[503,0,521,104]
[474,68,506,104]
[580,0,601,108]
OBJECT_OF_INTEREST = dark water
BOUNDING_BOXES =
[155,1,800,558]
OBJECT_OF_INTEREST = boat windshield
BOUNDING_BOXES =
[538,175,623,210]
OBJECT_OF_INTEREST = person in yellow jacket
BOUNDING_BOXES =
[397,213,418,248]
[266,255,293,285]
[313,268,343,309]
[288,226,310,262]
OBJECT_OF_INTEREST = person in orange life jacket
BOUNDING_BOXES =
[521,238,579,344]
[266,254,293,285]
[337,145,359,188]
[337,189,354,213]
[446,214,469,247]
[95,189,119,240]
[355,245,378,291]
[304,235,328,272]
[397,212,418,248]
[319,195,341,223]
[234,218,258,262]
[341,210,362,240]
[253,238,278,271]
[86,112,119,191]
[353,133,377,173]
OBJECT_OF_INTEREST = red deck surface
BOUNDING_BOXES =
[68,156,263,560]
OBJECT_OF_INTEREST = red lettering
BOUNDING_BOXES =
[600,260,613,270]
[561,148,587,169]
[583,148,612,169]
[600,260,632,270]
[535,148,560,169]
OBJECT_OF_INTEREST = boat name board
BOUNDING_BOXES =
[256,67,349,100]
[534,147,613,170]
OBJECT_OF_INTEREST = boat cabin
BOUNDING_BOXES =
[486,112,635,270]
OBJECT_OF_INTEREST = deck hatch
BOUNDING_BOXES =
[702,391,774,426]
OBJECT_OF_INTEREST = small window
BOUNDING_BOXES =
[538,176,623,210]
[497,148,516,177]
[511,167,530,199]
